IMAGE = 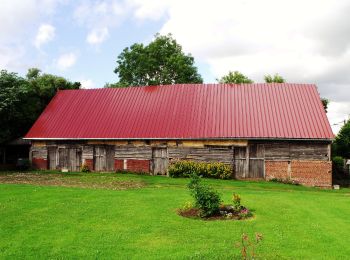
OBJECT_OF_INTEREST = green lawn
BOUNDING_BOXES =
[1,172,350,259]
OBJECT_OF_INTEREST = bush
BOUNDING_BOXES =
[169,160,232,179]
[187,174,222,217]
[332,156,344,169]
[81,163,90,173]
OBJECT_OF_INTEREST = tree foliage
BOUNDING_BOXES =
[264,73,285,83]
[333,119,350,158]
[217,71,253,84]
[321,98,329,113]
[0,68,80,144]
[113,34,203,87]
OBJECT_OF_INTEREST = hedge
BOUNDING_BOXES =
[168,160,232,179]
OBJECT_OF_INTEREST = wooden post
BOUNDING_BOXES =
[232,146,235,178]
[244,145,249,178]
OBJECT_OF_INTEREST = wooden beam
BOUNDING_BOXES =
[244,145,249,178]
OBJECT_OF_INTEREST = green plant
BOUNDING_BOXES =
[236,233,263,260]
[232,193,242,211]
[332,156,344,169]
[169,160,232,179]
[81,163,90,173]
[187,174,222,217]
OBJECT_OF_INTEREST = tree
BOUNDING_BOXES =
[217,71,253,84]
[321,98,329,113]
[0,70,29,144]
[0,68,80,144]
[264,73,285,83]
[113,34,203,86]
[333,119,350,158]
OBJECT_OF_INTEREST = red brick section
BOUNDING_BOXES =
[265,161,289,180]
[85,159,93,171]
[291,160,332,188]
[32,158,47,170]
[127,159,150,173]
[265,160,332,187]
[114,159,124,171]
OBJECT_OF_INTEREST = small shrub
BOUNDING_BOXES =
[169,160,232,179]
[332,156,344,169]
[232,193,242,211]
[180,201,194,211]
[187,174,222,217]
[238,208,252,219]
[81,163,90,173]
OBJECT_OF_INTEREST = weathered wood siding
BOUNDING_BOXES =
[30,140,331,178]
[168,146,233,164]
[262,142,329,161]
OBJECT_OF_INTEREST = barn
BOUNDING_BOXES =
[24,83,334,187]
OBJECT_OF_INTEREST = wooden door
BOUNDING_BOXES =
[48,146,57,170]
[248,144,264,179]
[234,147,246,178]
[152,147,168,175]
[58,148,68,169]
[58,147,82,171]
[68,148,82,172]
[94,146,106,171]
[94,146,114,172]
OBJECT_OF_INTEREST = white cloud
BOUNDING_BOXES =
[86,28,109,45]
[80,79,95,89]
[128,0,350,134]
[74,0,127,46]
[0,0,62,72]
[56,52,77,70]
[328,102,350,134]
[35,24,55,48]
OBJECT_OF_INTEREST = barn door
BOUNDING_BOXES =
[234,147,246,178]
[58,148,68,170]
[152,147,168,175]
[93,146,114,172]
[58,147,82,171]
[248,144,264,179]
[48,146,57,170]
[68,148,82,172]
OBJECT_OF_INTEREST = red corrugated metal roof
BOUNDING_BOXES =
[25,83,334,140]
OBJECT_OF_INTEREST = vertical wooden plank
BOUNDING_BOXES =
[244,146,249,178]
[48,146,57,170]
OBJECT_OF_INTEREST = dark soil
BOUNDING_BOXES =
[178,206,253,221]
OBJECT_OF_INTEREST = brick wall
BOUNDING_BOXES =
[114,159,124,171]
[265,161,289,180]
[126,159,150,173]
[32,158,47,170]
[85,159,93,171]
[265,160,332,187]
[291,160,332,188]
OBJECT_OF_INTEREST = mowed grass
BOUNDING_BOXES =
[1,172,350,259]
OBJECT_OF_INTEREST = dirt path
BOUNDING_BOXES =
[0,173,146,190]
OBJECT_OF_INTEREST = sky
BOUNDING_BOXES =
[1,0,349,134]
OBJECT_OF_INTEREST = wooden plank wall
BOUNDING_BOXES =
[30,140,331,172]
[168,146,233,164]
[262,142,329,161]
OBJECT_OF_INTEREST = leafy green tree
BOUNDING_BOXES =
[321,98,329,113]
[0,70,29,143]
[333,120,350,158]
[264,73,285,83]
[0,68,80,144]
[113,34,203,86]
[217,71,253,84]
